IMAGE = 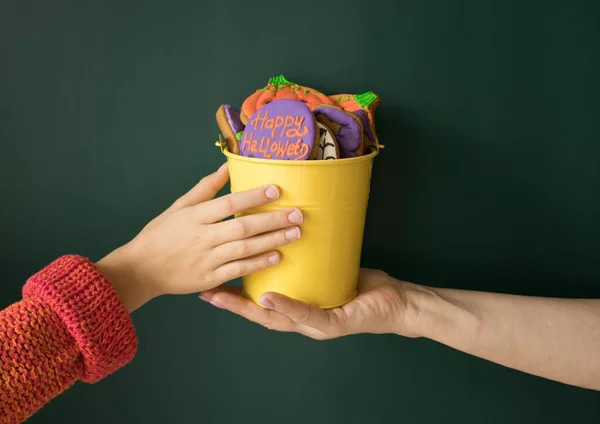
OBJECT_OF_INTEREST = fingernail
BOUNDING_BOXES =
[210,300,225,309]
[287,209,303,224]
[285,227,301,240]
[267,253,280,264]
[259,295,275,309]
[265,185,279,200]
[198,294,210,302]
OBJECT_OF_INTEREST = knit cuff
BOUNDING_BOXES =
[23,255,138,383]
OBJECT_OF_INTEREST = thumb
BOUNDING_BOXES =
[259,292,343,335]
[169,163,229,212]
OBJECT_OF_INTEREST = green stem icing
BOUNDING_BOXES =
[235,131,243,141]
[260,74,320,95]
[354,91,378,109]
[268,74,294,87]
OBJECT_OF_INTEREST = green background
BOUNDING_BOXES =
[1,0,599,423]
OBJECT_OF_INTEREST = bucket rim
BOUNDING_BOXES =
[221,146,379,166]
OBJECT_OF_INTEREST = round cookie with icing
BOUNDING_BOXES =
[240,99,318,160]
[216,104,244,154]
[316,122,339,160]
[313,105,364,158]
[241,74,334,124]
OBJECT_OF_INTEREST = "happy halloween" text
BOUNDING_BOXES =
[242,111,312,159]
[249,111,310,139]
[241,132,310,160]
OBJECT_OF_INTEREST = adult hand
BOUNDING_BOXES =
[97,163,303,312]
[200,269,428,340]
[204,261,600,391]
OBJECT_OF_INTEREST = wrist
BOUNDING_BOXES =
[389,281,435,338]
[96,243,158,313]
[23,255,138,381]
[403,284,481,342]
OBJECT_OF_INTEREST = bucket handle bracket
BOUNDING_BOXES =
[215,134,227,152]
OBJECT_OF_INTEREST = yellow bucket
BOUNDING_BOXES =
[220,141,378,309]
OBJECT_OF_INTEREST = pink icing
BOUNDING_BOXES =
[240,99,316,160]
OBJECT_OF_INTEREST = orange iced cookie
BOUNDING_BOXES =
[241,75,334,123]
[329,92,381,126]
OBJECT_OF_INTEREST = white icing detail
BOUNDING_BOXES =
[316,122,338,160]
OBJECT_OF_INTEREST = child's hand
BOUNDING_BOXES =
[97,163,302,312]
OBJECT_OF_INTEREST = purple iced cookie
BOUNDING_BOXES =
[240,99,317,160]
[353,109,375,144]
[313,105,364,158]
[223,104,244,136]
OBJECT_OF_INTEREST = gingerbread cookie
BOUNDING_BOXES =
[240,99,318,160]
[329,91,380,127]
[313,105,364,158]
[215,104,244,154]
[241,75,334,124]
[316,122,339,160]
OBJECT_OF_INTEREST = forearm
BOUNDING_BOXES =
[96,244,157,313]
[0,256,138,422]
[410,285,600,390]
[0,298,83,422]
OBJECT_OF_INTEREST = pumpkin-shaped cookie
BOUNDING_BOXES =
[329,91,381,127]
[241,75,334,124]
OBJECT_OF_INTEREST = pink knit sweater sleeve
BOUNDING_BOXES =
[0,255,138,423]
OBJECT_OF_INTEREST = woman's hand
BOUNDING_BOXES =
[200,269,429,340]
[97,163,303,312]
[202,266,600,391]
